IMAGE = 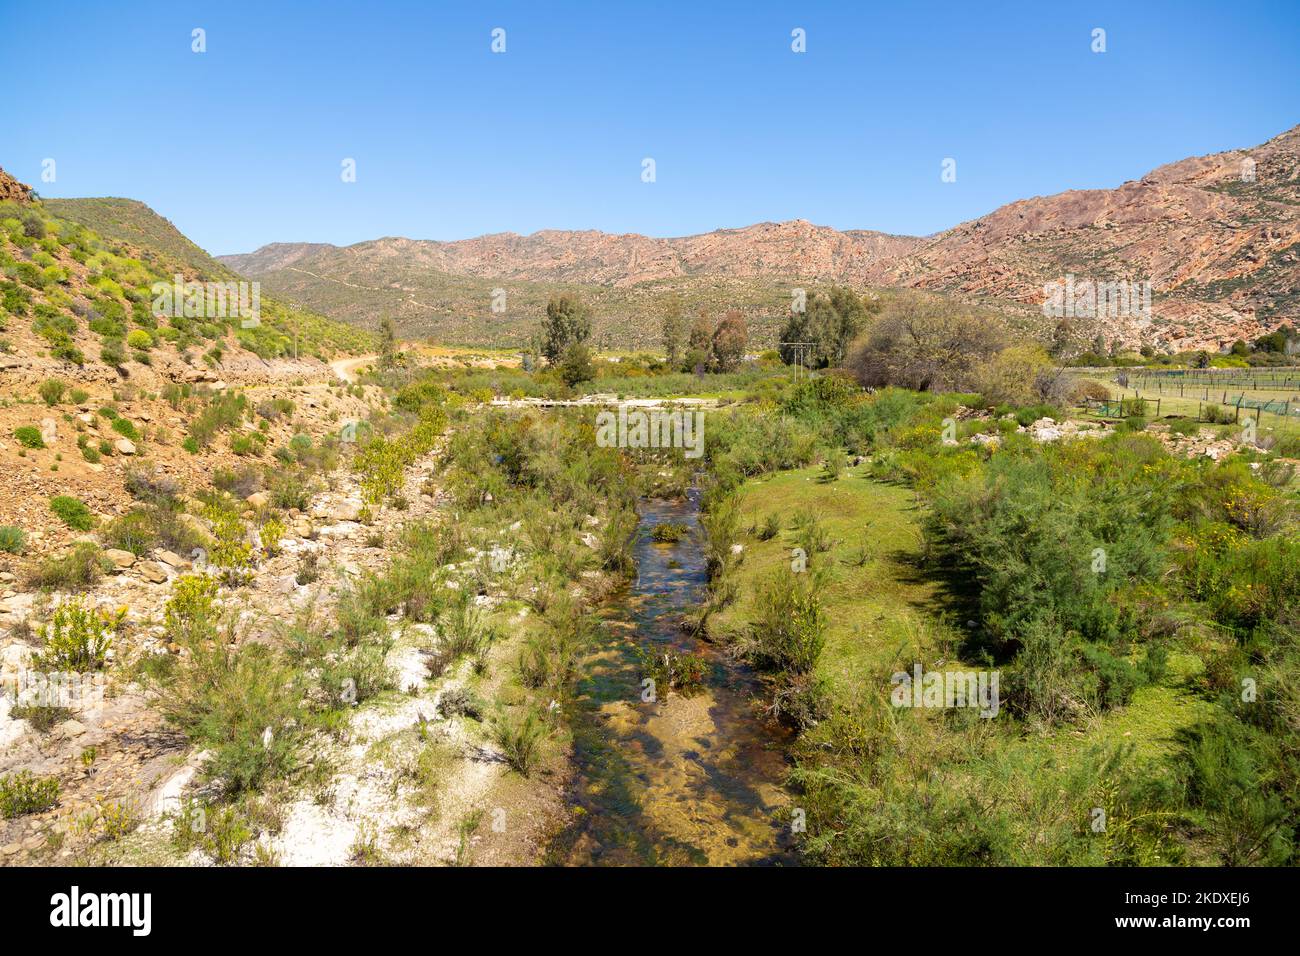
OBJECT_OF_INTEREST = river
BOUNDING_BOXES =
[548,490,795,865]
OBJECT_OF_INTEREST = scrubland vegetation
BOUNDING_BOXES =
[0,198,372,372]
[5,264,1297,868]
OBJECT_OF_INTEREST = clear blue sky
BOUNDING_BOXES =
[4,0,1297,254]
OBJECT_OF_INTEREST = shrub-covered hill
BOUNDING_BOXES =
[0,168,372,384]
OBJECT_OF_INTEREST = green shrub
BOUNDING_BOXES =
[650,522,688,543]
[491,707,547,776]
[39,378,67,405]
[229,431,264,456]
[33,598,121,671]
[100,338,126,367]
[13,426,45,449]
[0,525,25,554]
[49,495,95,530]
[164,574,221,645]
[26,542,106,590]
[103,510,159,556]
[747,569,827,674]
[111,417,139,441]
[0,771,61,818]
[125,329,153,350]
[158,640,303,795]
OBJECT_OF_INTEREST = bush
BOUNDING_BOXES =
[163,574,221,644]
[111,417,140,441]
[123,465,180,504]
[49,495,95,531]
[39,378,67,405]
[491,707,547,776]
[0,771,60,818]
[13,426,45,449]
[157,639,303,795]
[125,329,153,350]
[100,338,126,368]
[746,569,827,674]
[102,510,159,556]
[849,293,1008,392]
[26,542,107,590]
[0,525,25,554]
[33,598,121,671]
[650,522,688,542]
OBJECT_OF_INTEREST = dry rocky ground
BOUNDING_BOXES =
[0,358,567,866]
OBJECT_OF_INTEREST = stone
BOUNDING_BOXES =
[103,548,136,570]
[56,719,87,739]
[294,519,315,540]
[329,500,364,522]
[580,532,600,550]
[114,438,137,455]
[156,549,189,569]
[246,492,269,509]
[39,418,58,445]
[176,513,213,541]
[137,561,168,584]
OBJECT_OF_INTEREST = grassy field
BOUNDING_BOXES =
[716,462,1215,759]
[711,464,945,691]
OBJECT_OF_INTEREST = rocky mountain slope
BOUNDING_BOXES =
[222,125,1300,352]
[872,125,1300,351]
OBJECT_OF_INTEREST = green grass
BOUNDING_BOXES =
[713,463,950,695]
[718,458,1214,793]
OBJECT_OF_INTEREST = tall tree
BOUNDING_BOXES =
[711,310,748,371]
[540,296,592,366]
[685,309,714,373]
[661,295,686,367]
[781,287,867,368]
[378,316,398,369]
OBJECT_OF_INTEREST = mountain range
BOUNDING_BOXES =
[20,127,1298,354]
[214,125,1300,352]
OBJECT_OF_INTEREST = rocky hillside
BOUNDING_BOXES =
[872,125,1300,351]
[223,220,920,288]
[222,125,1300,352]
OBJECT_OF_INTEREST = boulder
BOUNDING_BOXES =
[114,438,137,455]
[137,561,168,584]
[156,549,190,570]
[39,418,58,445]
[103,548,136,570]
[246,492,269,509]
[329,500,364,522]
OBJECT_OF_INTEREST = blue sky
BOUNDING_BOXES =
[3,0,1298,254]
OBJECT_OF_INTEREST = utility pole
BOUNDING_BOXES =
[779,341,815,381]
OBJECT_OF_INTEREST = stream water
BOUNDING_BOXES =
[548,490,795,866]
